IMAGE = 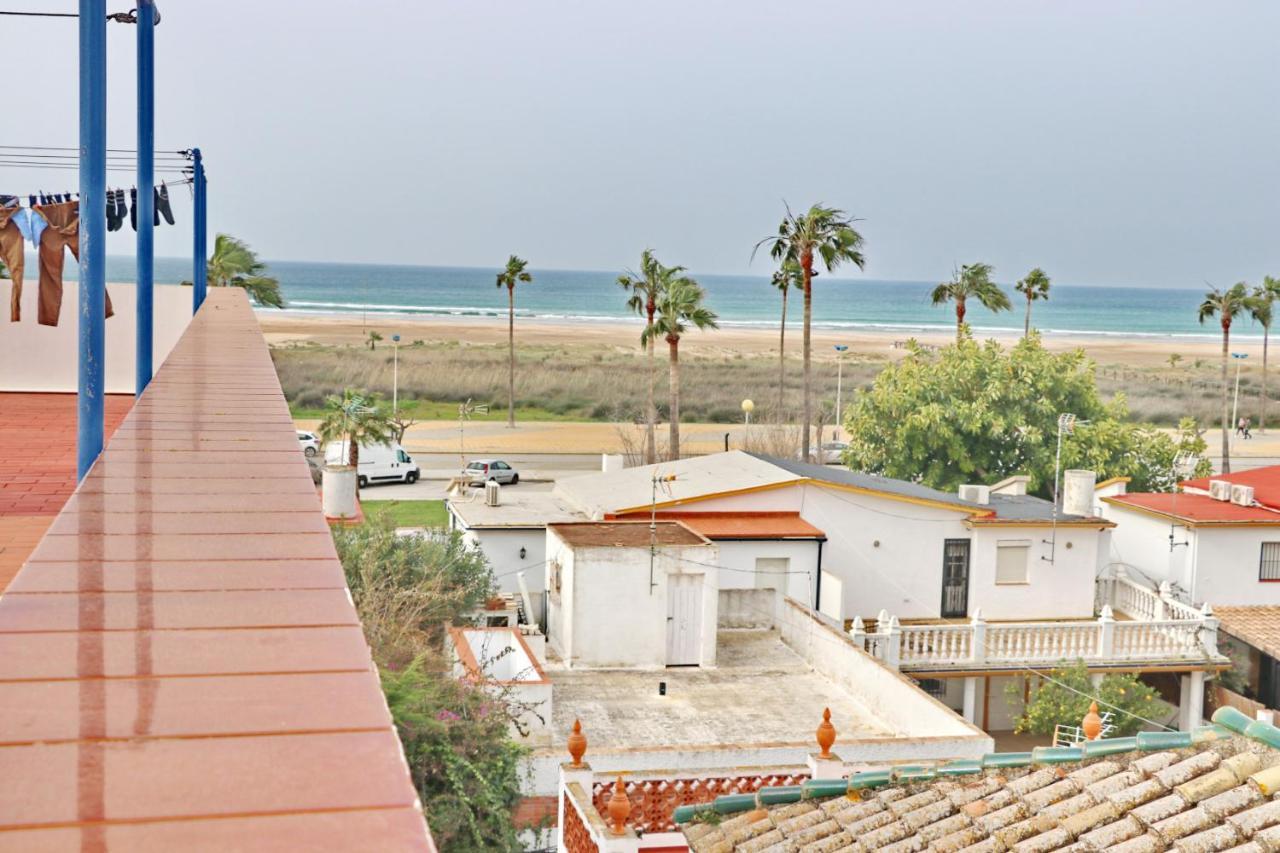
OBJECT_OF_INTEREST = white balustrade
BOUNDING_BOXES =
[897,624,973,664]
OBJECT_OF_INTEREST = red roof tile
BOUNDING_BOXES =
[0,290,434,849]
[1183,465,1280,510]
[648,511,826,540]
[1104,491,1280,524]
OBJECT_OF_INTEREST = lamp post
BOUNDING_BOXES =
[1231,352,1249,453]
[741,399,754,448]
[834,344,848,441]
[392,334,401,416]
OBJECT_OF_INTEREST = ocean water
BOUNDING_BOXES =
[92,256,1262,341]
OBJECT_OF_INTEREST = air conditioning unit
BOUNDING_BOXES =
[1231,484,1256,506]
[958,484,991,505]
[1209,480,1232,501]
[485,480,501,507]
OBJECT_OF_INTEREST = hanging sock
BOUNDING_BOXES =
[34,200,114,327]
[105,190,119,232]
[156,182,175,226]
[129,187,137,232]
[114,188,128,230]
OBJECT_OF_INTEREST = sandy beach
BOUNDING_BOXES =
[256,310,1241,368]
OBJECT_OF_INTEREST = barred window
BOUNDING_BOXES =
[1261,543,1280,581]
[915,678,947,699]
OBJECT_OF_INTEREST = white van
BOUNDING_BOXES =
[324,441,421,488]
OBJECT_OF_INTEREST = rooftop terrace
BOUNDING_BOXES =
[0,290,434,850]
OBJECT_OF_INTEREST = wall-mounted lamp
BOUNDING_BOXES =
[519,546,527,560]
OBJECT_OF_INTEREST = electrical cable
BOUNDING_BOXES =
[0,145,189,155]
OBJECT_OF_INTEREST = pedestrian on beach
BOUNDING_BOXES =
[1245,417,1253,439]
[1238,417,1247,437]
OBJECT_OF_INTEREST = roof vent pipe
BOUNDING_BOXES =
[1062,470,1096,517]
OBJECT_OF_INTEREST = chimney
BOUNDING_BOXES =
[991,475,1029,496]
[1062,470,1097,517]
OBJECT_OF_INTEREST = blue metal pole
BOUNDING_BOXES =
[192,148,206,312]
[136,0,155,395]
[77,0,107,482]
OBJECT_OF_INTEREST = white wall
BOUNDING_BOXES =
[456,524,547,623]
[968,525,1103,620]
[0,281,191,393]
[1103,503,1280,606]
[713,539,818,604]
[546,530,719,668]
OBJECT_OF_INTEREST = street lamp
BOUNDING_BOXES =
[1231,352,1249,452]
[741,399,755,444]
[833,344,849,441]
[392,334,402,416]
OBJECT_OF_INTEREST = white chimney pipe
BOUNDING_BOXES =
[1062,470,1097,518]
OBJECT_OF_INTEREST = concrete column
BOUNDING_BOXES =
[963,676,979,724]
[558,762,594,852]
[1090,673,1104,689]
[1183,670,1206,730]
[1178,676,1192,731]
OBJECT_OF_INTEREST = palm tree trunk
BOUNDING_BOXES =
[507,285,516,428]
[668,335,681,460]
[1263,326,1270,433]
[1024,295,1032,338]
[778,287,788,418]
[645,304,656,465]
[1222,323,1231,473]
[956,299,967,344]
[349,438,360,495]
[801,253,813,462]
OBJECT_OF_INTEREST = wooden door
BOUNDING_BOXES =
[666,574,703,666]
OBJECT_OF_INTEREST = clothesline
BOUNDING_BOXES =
[0,153,190,163]
[0,162,192,175]
[0,145,190,156]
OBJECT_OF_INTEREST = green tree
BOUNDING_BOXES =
[647,272,718,459]
[1006,662,1170,738]
[1014,268,1051,338]
[1167,353,1182,370]
[618,250,666,464]
[316,389,395,482]
[366,330,383,350]
[771,259,805,418]
[756,204,866,461]
[931,262,1011,343]
[1199,283,1256,472]
[1255,276,1280,432]
[842,335,1211,495]
[203,233,284,308]
[496,255,533,429]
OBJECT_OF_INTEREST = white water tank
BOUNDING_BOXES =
[322,466,358,519]
[1062,469,1097,518]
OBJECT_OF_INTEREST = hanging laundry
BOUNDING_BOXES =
[129,187,137,232]
[156,182,175,225]
[0,202,25,322]
[33,200,113,327]
[106,188,122,232]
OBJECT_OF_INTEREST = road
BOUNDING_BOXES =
[357,453,597,502]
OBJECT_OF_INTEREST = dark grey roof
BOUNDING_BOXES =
[749,454,1088,522]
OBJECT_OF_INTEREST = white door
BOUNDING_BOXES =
[666,574,703,666]
[754,557,789,590]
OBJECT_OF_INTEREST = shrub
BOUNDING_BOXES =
[1006,662,1171,737]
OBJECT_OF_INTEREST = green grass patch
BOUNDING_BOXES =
[289,398,583,422]
[367,500,448,528]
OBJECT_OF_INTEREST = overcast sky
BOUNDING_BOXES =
[4,1,1277,287]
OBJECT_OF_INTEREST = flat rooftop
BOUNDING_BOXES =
[545,631,892,752]
[549,520,708,548]
[448,490,584,528]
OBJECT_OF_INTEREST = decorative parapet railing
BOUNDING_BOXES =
[561,782,601,853]
[852,572,1225,673]
[589,770,809,835]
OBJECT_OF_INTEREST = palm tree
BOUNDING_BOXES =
[755,204,866,461]
[1014,268,1051,337]
[366,330,383,351]
[647,273,718,460]
[203,233,284,308]
[931,263,1011,343]
[316,389,394,490]
[496,255,532,429]
[771,259,805,418]
[1199,283,1255,472]
[1257,276,1280,432]
[618,250,666,464]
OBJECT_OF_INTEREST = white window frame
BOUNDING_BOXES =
[995,539,1032,585]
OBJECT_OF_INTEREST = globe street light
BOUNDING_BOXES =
[834,344,849,441]
[1231,352,1249,452]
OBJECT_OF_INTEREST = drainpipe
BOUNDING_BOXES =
[814,538,825,611]
[77,0,107,482]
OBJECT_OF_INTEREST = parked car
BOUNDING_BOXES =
[819,441,849,465]
[461,459,519,485]
[324,441,420,488]
[297,430,320,457]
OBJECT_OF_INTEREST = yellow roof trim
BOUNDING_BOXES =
[1094,476,1132,490]
[1100,495,1280,528]
[965,519,1116,529]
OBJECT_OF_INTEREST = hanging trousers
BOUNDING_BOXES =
[0,206,24,322]
[34,201,113,327]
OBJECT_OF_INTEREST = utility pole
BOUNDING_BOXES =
[392,334,401,415]
[834,344,848,441]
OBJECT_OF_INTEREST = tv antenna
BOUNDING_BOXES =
[1168,451,1198,550]
[1044,413,1088,563]
[458,398,489,472]
[649,471,678,594]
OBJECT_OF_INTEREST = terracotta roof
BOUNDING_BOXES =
[1216,606,1280,661]
[647,511,826,540]
[1185,466,1280,510]
[549,521,709,548]
[0,290,434,849]
[1103,492,1280,525]
[0,393,131,590]
[679,709,1280,853]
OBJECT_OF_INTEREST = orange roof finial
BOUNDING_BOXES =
[568,719,587,766]
[607,775,631,835]
[816,707,837,759]
[1082,701,1103,741]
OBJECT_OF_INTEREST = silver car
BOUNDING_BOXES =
[462,459,519,485]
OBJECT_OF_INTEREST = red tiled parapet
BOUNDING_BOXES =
[0,289,436,851]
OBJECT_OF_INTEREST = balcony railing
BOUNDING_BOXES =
[851,570,1224,673]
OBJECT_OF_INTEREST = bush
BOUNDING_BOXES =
[1006,662,1171,737]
